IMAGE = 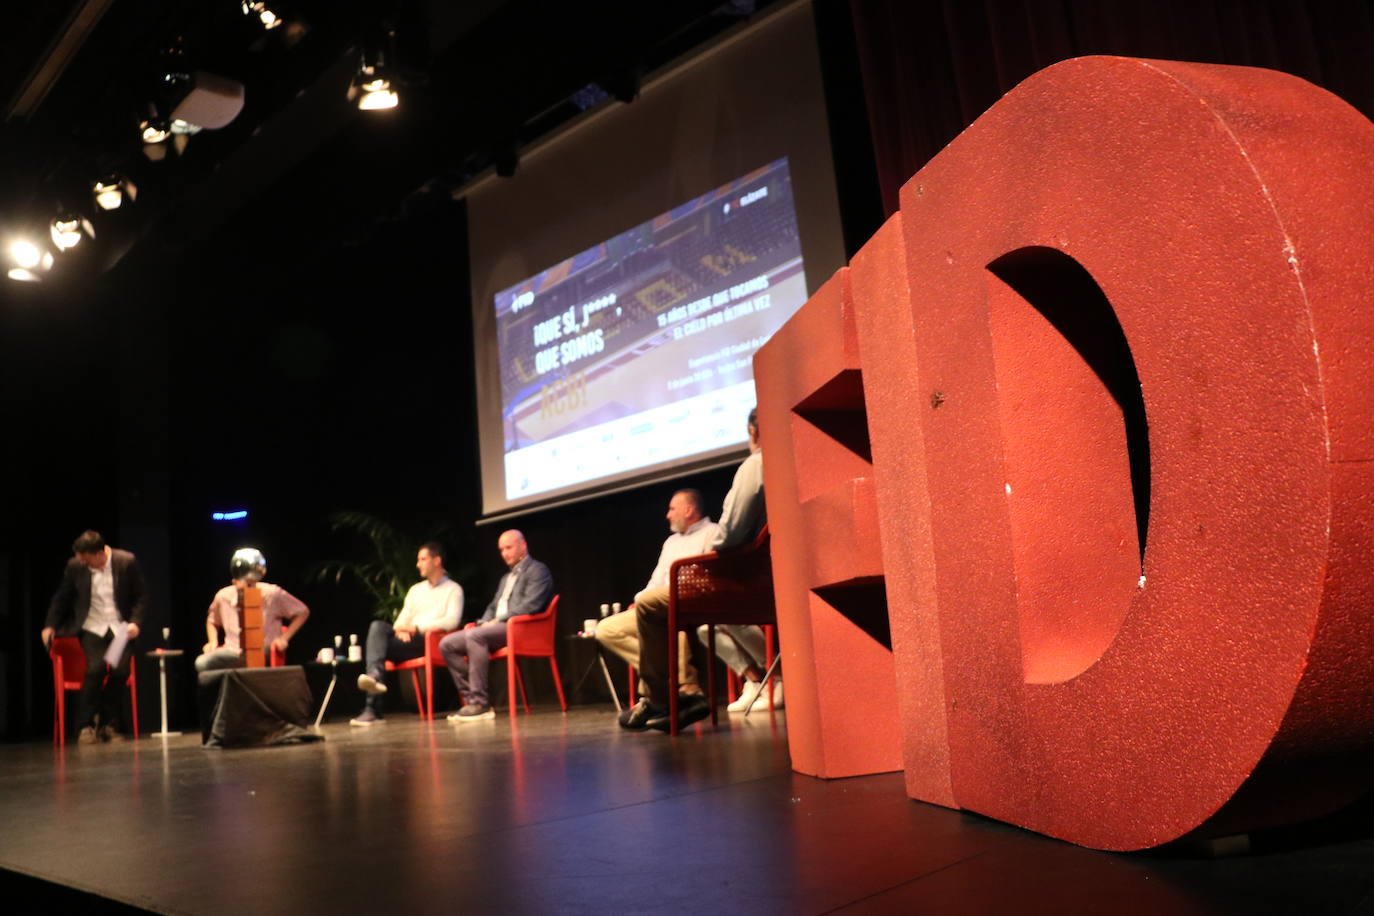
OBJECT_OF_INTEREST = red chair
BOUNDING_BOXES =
[50,636,139,746]
[666,525,777,735]
[385,628,454,720]
[489,595,567,718]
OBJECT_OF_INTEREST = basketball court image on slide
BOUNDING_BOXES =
[491,158,810,500]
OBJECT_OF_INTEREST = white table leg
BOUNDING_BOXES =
[598,654,622,713]
[156,656,181,737]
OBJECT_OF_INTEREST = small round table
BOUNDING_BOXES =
[147,649,185,737]
[566,632,624,712]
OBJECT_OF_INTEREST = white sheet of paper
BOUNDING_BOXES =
[104,621,129,667]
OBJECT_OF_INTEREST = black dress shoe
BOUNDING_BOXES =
[618,698,662,731]
[647,693,711,732]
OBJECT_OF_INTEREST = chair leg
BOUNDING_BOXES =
[515,663,530,713]
[410,671,424,716]
[628,667,636,702]
[707,625,718,727]
[53,659,64,747]
[668,616,679,736]
[548,658,567,711]
[425,658,435,721]
[127,658,139,740]
[507,655,518,719]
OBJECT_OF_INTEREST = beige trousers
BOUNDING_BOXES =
[594,606,700,693]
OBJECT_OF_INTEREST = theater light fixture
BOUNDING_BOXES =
[141,117,170,144]
[7,238,54,282]
[350,30,400,111]
[351,63,398,110]
[241,2,283,30]
[50,214,95,251]
[92,175,136,210]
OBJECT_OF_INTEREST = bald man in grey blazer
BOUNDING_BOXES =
[440,530,553,721]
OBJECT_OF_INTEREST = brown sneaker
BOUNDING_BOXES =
[99,726,125,743]
[78,725,99,744]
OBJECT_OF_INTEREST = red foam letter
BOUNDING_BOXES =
[764,56,1374,848]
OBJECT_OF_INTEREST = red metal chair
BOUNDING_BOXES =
[489,595,567,718]
[385,628,454,720]
[50,636,139,746]
[666,525,777,735]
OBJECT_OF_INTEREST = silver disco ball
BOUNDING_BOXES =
[230,547,267,582]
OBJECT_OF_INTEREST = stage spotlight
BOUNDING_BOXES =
[140,99,170,143]
[10,240,43,269]
[7,238,54,282]
[50,215,94,251]
[92,175,136,210]
[351,63,398,110]
[350,27,401,111]
[241,1,283,30]
[141,118,170,144]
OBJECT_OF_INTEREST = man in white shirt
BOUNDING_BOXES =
[440,530,554,721]
[43,530,148,743]
[595,489,717,702]
[350,542,463,726]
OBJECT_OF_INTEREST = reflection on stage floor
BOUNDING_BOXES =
[1,706,1371,915]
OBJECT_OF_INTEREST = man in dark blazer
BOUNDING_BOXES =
[439,529,553,721]
[42,530,147,742]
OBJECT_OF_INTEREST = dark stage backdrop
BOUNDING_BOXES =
[849,0,1374,216]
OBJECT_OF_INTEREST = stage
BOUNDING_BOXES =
[1,707,1372,915]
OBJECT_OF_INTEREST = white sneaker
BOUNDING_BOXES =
[727,679,764,713]
[357,673,388,695]
[728,678,784,712]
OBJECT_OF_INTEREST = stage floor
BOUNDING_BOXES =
[1,707,1372,915]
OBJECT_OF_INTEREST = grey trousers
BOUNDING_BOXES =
[438,621,508,707]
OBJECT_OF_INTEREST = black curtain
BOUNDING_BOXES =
[849,0,1374,214]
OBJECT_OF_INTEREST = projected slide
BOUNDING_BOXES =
[493,158,806,501]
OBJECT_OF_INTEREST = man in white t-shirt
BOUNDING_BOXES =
[350,542,463,726]
[595,489,717,703]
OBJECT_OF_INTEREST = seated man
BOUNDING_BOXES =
[695,408,781,712]
[196,548,311,672]
[595,488,718,704]
[350,542,463,726]
[440,529,553,721]
[42,530,147,743]
[624,408,773,731]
